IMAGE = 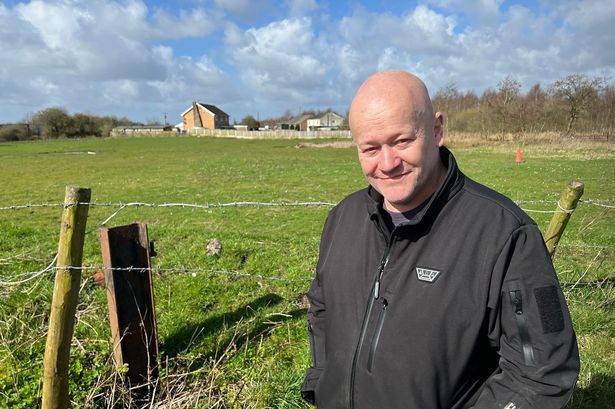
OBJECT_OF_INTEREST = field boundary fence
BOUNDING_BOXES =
[188,128,352,139]
[1,196,614,288]
[1,184,614,407]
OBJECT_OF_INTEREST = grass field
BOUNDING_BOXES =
[0,135,613,408]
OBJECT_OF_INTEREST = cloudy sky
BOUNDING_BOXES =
[1,0,613,124]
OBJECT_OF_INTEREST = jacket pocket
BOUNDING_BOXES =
[367,298,388,373]
[508,288,535,366]
[301,366,323,404]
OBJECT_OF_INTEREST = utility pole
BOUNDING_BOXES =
[163,112,168,125]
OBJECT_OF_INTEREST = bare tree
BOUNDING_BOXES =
[481,76,523,134]
[601,85,615,136]
[433,83,460,130]
[524,83,547,132]
[550,74,605,134]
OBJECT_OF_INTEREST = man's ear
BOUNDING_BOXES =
[434,112,444,147]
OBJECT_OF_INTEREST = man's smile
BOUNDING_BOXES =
[374,170,411,181]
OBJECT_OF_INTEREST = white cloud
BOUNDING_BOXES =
[285,0,319,16]
[224,17,338,114]
[561,0,615,70]
[332,6,460,94]
[427,0,503,23]
[214,0,275,22]
[0,0,233,122]
[1,1,613,123]
[330,1,614,98]
[152,7,219,39]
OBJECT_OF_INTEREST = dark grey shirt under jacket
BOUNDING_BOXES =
[382,196,431,228]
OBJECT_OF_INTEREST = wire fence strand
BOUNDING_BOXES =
[0,198,612,215]
[0,201,338,212]
[0,262,311,286]
[1,197,612,288]
[2,261,613,288]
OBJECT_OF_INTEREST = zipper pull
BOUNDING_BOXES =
[510,290,523,315]
[374,253,389,299]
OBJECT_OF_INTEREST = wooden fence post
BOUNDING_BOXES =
[99,223,159,402]
[544,180,584,258]
[42,186,91,409]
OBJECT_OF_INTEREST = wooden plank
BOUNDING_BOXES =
[99,223,159,395]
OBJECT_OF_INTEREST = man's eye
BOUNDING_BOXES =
[361,146,377,154]
[396,138,415,147]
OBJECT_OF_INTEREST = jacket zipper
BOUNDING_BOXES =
[509,290,535,366]
[367,298,388,373]
[349,243,392,409]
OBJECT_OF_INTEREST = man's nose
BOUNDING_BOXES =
[379,145,401,173]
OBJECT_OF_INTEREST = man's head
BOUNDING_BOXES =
[349,70,446,213]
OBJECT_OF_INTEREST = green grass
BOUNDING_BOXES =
[0,135,613,407]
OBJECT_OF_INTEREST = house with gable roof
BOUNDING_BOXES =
[181,101,230,131]
[307,111,345,130]
[277,113,314,131]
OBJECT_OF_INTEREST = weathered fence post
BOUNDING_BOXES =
[544,180,584,258]
[99,223,159,402]
[42,186,91,409]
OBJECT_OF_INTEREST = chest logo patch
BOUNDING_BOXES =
[416,267,441,283]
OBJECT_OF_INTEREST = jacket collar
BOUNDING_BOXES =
[365,146,465,227]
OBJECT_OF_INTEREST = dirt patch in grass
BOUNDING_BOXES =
[295,141,354,149]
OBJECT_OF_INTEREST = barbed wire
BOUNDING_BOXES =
[0,203,65,210]
[579,199,615,209]
[2,241,612,288]
[0,201,338,212]
[558,243,615,249]
[0,198,612,287]
[0,261,311,286]
[1,198,614,212]
[518,208,557,214]
[2,262,612,289]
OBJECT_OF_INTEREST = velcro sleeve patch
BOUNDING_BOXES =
[534,286,565,333]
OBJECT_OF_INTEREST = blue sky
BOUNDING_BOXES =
[1,0,613,124]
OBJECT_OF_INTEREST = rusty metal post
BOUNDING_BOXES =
[42,186,91,409]
[544,180,584,258]
[99,223,159,400]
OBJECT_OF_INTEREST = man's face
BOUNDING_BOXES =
[352,101,444,213]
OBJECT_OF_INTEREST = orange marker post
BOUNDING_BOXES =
[515,146,522,164]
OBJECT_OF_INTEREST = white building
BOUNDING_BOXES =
[307,111,345,130]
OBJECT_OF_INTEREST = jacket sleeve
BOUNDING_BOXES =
[301,213,333,405]
[472,225,580,409]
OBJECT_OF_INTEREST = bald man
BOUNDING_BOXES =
[301,71,579,409]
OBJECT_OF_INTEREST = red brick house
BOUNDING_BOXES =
[181,102,230,131]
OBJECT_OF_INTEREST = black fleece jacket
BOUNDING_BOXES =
[302,147,579,409]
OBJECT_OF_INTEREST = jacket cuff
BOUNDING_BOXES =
[301,367,323,405]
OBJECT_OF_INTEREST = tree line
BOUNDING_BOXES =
[432,74,613,136]
[0,107,138,141]
[1,74,612,142]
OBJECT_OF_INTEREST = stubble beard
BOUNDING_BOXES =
[374,171,422,212]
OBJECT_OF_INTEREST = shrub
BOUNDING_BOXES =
[0,124,29,141]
